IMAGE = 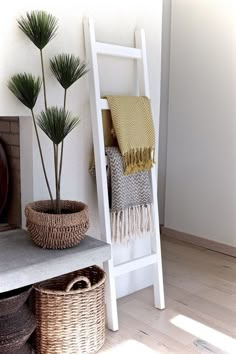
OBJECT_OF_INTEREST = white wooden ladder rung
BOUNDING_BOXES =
[96,41,142,59]
[114,254,157,277]
[83,17,165,332]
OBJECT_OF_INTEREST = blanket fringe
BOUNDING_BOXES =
[123,147,155,175]
[110,204,154,243]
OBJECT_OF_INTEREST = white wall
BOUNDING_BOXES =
[0,0,163,297]
[165,0,236,246]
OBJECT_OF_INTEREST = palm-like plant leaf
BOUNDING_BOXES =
[50,54,88,89]
[8,73,41,109]
[17,11,58,49]
[37,107,80,145]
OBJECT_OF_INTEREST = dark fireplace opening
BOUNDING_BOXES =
[0,139,9,224]
[0,117,21,232]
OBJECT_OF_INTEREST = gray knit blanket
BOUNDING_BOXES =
[106,147,153,243]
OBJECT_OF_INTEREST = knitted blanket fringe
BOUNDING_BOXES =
[110,204,154,243]
[124,147,155,174]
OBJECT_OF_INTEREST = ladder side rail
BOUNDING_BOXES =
[83,17,119,331]
[135,29,165,309]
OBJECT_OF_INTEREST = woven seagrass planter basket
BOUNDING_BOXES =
[25,200,90,249]
[34,265,106,354]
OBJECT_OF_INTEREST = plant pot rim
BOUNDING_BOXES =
[25,199,89,225]
[26,199,88,216]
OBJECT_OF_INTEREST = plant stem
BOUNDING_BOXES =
[40,49,47,110]
[58,141,64,189]
[63,88,67,109]
[58,88,67,204]
[31,109,54,206]
[53,143,60,213]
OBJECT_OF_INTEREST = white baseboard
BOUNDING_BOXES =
[162,227,236,258]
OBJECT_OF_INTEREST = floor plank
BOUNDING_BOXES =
[100,237,236,353]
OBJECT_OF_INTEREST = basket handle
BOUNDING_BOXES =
[65,276,91,292]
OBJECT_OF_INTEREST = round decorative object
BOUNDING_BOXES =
[16,342,34,354]
[0,139,9,216]
[0,305,36,353]
[25,200,90,249]
[34,265,106,354]
[0,286,35,354]
[0,286,32,316]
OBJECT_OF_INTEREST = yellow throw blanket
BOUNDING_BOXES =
[105,96,155,174]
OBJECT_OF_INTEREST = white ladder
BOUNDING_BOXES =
[83,17,165,331]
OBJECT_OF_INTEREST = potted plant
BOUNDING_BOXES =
[8,11,89,249]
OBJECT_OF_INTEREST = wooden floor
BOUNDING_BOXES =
[101,237,236,354]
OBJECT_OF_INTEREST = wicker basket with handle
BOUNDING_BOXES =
[34,265,106,354]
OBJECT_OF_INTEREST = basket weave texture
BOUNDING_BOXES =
[0,286,32,316]
[0,286,35,354]
[16,342,34,354]
[34,266,106,354]
[25,200,90,249]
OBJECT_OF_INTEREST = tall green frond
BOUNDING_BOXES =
[37,107,80,145]
[17,11,58,49]
[8,73,41,109]
[50,54,88,89]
